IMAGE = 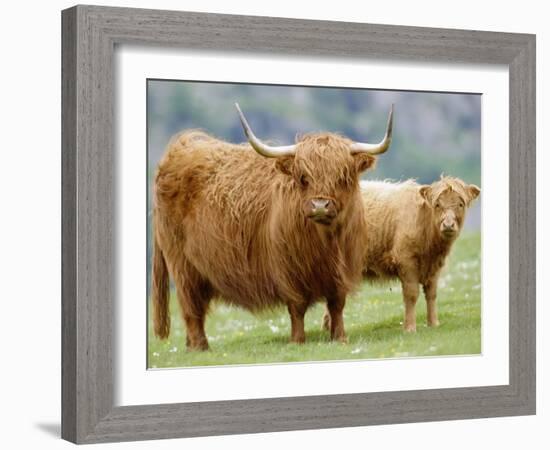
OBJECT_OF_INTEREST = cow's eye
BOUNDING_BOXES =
[338,177,349,188]
[459,201,465,208]
[435,202,441,209]
[299,175,309,187]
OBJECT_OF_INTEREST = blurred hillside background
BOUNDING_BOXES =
[147,79,481,229]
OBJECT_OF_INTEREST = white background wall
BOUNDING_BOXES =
[0,0,545,448]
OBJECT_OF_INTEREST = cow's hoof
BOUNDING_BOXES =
[404,325,417,333]
[330,333,348,343]
[290,336,306,344]
[428,320,440,328]
[186,340,209,351]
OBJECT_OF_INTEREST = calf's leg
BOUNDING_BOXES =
[321,307,331,331]
[401,278,420,332]
[423,278,440,327]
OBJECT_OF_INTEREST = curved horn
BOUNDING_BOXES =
[235,103,297,157]
[350,104,394,155]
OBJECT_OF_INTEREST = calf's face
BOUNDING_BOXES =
[419,178,480,241]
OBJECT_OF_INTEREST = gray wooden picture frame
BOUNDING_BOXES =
[61,4,536,444]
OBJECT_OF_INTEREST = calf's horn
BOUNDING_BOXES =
[235,103,297,157]
[350,104,394,155]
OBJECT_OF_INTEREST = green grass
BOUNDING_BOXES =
[148,232,481,368]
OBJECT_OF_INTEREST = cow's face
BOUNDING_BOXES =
[419,177,480,241]
[276,134,376,226]
[234,103,393,227]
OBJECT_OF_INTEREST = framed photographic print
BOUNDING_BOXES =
[145,80,482,369]
[62,4,536,444]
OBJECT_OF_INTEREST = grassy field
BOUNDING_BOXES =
[147,232,481,368]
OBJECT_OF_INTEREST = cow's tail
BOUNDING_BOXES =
[152,232,170,339]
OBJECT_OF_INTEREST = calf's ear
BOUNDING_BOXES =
[467,184,481,202]
[275,156,294,176]
[418,185,432,205]
[354,153,376,173]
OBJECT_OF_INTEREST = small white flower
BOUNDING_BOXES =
[269,325,280,333]
[351,348,362,354]
[169,346,178,353]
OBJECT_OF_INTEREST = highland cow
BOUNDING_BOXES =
[323,176,480,333]
[152,104,394,350]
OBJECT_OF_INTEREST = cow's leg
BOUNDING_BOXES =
[326,294,347,343]
[173,263,213,351]
[401,277,420,332]
[423,278,440,327]
[180,302,209,351]
[287,302,307,344]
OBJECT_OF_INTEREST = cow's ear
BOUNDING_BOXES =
[354,153,376,173]
[418,185,432,205]
[275,156,294,176]
[467,184,481,202]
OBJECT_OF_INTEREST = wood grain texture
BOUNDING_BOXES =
[61,4,536,444]
[61,6,77,443]
[508,36,536,409]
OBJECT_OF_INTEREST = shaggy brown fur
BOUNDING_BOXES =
[323,176,480,332]
[152,130,380,350]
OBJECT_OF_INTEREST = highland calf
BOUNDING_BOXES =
[152,104,394,350]
[324,176,480,332]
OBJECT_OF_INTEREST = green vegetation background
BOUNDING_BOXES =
[146,81,482,367]
[148,232,481,368]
